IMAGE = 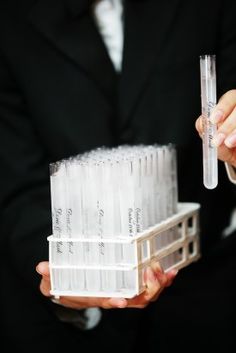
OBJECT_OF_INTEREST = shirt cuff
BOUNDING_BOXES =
[225,162,236,184]
[51,302,102,330]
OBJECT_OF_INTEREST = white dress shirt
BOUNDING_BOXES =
[93,0,124,72]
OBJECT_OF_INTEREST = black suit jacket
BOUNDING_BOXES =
[0,0,236,352]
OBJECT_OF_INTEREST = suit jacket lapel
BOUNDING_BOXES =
[119,0,181,127]
[28,0,117,103]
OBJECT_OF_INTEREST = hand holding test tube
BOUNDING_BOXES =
[200,55,218,189]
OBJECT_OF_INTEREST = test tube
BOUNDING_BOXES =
[200,55,218,189]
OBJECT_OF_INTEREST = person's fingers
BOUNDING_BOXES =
[35,262,128,309]
[123,268,159,308]
[196,113,225,146]
[35,261,177,310]
[165,268,178,287]
[224,129,236,148]
[104,297,128,309]
[212,106,236,149]
[147,267,178,303]
[150,261,163,273]
[210,89,236,124]
[36,261,51,297]
[146,266,165,297]
[195,116,203,136]
[209,109,225,124]
[36,261,50,276]
[217,144,236,167]
[57,296,128,310]
[211,132,226,147]
[197,90,236,151]
[214,106,236,140]
[125,265,167,308]
[39,275,51,297]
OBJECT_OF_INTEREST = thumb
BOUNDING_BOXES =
[36,261,51,297]
[36,261,50,277]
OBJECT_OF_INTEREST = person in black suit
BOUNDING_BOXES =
[0,0,236,352]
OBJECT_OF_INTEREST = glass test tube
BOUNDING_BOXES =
[200,55,218,189]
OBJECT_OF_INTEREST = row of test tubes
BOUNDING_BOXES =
[49,144,179,293]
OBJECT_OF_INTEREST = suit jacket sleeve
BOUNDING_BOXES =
[217,0,236,96]
[0,51,51,288]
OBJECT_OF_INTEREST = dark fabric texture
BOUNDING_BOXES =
[0,0,236,352]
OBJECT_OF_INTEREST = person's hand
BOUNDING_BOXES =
[195,89,236,167]
[36,261,178,309]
